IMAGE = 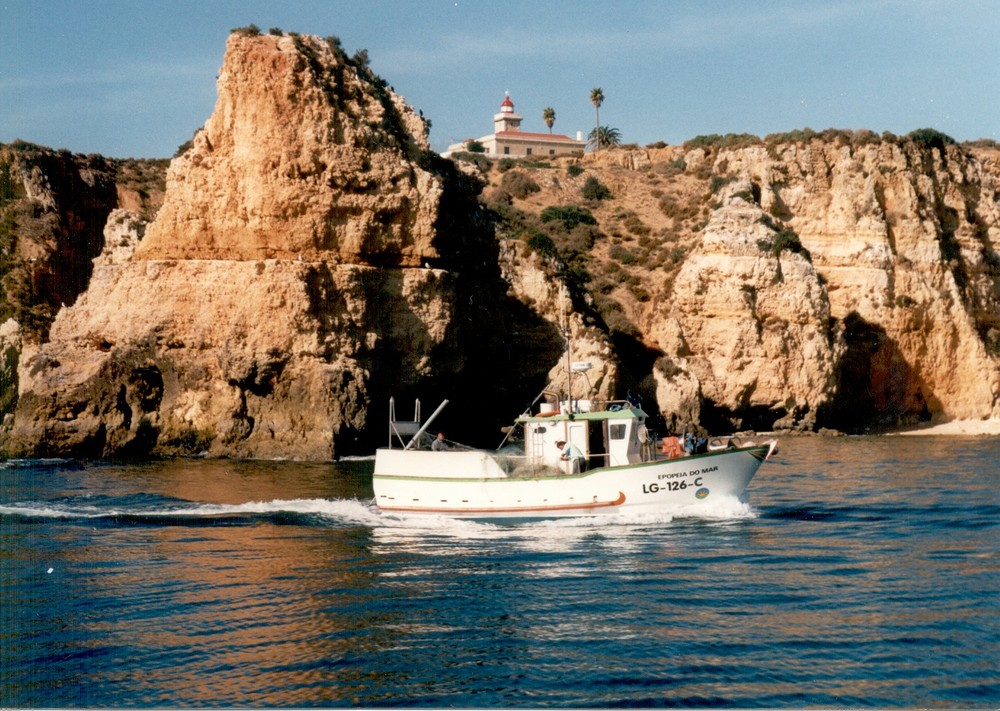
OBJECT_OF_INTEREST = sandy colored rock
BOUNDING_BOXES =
[651,180,839,431]
[138,33,438,266]
[481,134,999,432]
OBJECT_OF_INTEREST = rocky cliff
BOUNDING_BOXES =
[480,133,1000,433]
[1,32,557,459]
[2,32,998,460]
[0,143,164,338]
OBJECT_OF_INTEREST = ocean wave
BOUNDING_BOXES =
[1,491,757,532]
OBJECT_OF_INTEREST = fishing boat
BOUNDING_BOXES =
[372,385,776,520]
[373,292,776,520]
[373,402,774,520]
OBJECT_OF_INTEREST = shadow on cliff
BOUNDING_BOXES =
[0,144,119,340]
[819,311,933,433]
[336,154,567,454]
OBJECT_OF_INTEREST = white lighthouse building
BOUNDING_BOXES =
[444,93,585,159]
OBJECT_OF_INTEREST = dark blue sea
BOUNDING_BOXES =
[1,436,997,708]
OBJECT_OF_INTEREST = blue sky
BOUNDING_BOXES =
[2,0,997,158]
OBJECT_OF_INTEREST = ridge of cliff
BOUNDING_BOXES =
[0,142,165,339]
[138,33,437,265]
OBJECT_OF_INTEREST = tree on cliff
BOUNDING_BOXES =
[589,87,604,151]
[588,125,621,150]
[543,107,556,133]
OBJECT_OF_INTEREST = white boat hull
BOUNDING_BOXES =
[373,443,774,519]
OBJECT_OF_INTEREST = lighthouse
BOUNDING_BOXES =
[443,92,585,158]
[493,92,523,134]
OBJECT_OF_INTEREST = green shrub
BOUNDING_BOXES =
[540,205,596,230]
[231,24,261,36]
[709,175,734,193]
[658,194,680,219]
[525,229,557,257]
[907,128,956,151]
[684,133,761,150]
[652,159,685,177]
[582,175,611,200]
[451,151,491,173]
[557,224,598,254]
[762,228,812,262]
[610,244,637,265]
[499,170,540,199]
[268,27,283,36]
[466,139,486,153]
[567,164,584,177]
[174,138,194,158]
[764,128,819,144]
[497,158,516,173]
[622,214,650,236]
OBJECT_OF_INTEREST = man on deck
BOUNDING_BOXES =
[555,440,586,473]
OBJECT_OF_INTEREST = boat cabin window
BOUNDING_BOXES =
[609,424,627,440]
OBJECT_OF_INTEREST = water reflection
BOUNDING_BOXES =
[3,437,998,707]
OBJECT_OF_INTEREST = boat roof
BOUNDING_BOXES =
[517,406,647,424]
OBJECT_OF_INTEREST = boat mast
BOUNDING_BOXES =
[561,285,573,412]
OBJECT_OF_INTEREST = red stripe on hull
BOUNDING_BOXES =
[379,491,626,516]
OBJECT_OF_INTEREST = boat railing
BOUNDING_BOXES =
[388,397,421,448]
[387,397,450,450]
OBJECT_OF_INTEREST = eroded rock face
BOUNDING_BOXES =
[713,139,1000,428]
[4,33,999,455]
[651,180,840,433]
[138,33,438,266]
[11,250,458,458]
[487,135,999,433]
[0,144,120,338]
[0,33,512,459]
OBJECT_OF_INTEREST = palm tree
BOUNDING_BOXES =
[587,125,621,151]
[542,106,556,133]
[589,87,604,151]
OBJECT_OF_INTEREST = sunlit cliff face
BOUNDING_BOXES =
[0,32,558,459]
[486,137,1000,432]
[2,31,998,459]
[138,33,438,266]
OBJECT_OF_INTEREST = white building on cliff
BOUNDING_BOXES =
[444,93,585,158]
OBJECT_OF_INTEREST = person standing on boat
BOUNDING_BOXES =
[432,432,449,451]
[556,440,585,473]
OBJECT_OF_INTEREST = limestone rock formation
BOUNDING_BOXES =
[475,133,1000,433]
[497,240,618,403]
[0,144,120,338]
[139,33,438,265]
[1,32,540,459]
[717,138,1000,427]
[3,32,999,457]
[651,179,839,433]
